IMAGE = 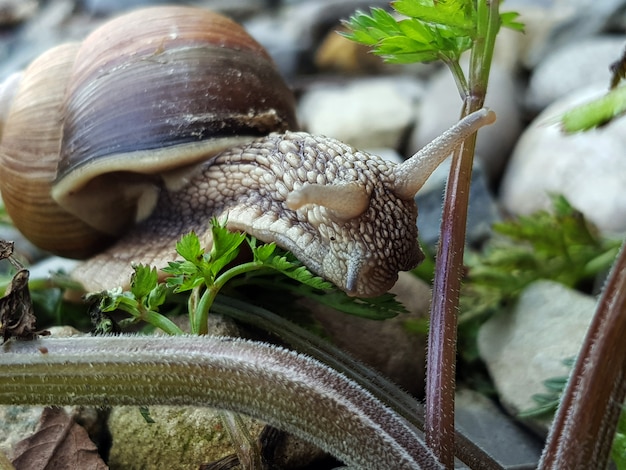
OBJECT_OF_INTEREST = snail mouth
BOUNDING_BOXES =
[345,255,365,297]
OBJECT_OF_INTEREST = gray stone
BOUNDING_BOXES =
[526,36,626,112]
[500,84,626,235]
[107,406,265,470]
[416,158,501,250]
[298,76,423,151]
[506,0,626,69]
[478,280,596,434]
[455,388,544,469]
[309,271,430,397]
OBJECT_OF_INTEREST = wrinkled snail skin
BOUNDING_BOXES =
[0,5,496,298]
[72,131,424,298]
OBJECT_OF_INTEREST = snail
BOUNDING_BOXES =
[0,6,495,298]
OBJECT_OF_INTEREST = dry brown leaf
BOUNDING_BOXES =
[0,269,37,342]
[0,239,48,342]
[11,407,108,470]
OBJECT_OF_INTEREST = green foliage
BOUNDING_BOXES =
[518,358,626,470]
[460,196,621,324]
[90,219,406,335]
[612,409,626,470]
[518,357,574,419]
[560,85,626,132]
[342,0,522,65]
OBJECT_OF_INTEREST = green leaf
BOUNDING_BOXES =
[208,220,246,276]
[252,241,276,263]
[147,283,168,311]
[561,85,626,132]
[393,0,475,33]
[130,264,159,300]
[500,11,525,32]
[176,231,203,262]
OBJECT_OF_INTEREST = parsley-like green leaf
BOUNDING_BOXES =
[209,219,246,276]
[175,231,204,262]
[130,264,159,300]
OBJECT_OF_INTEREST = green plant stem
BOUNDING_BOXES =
[0,335,441,470]
[425,1,499,467]
[539,241,626,468]
[140,309,184,335]
[192,261,272,334]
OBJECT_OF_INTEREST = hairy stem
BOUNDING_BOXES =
[425,1,500,466]
[211,298,503,470]
[0,335,442,470]
[539,241,626,468]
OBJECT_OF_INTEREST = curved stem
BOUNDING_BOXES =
[539,241,626,468]
[0,335,442,470]
[213,296,504,470]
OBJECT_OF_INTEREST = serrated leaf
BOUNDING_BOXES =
[253,242,277,263]
[397,19,435,43]
[393,0,475,33]
[314,290,407,320]
[130,264,159,300]
[209,221,246,276]
[176,231,203,262]
[147,283,168,311]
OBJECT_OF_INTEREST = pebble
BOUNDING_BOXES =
[408,63,523,182]
[477,280,596,435]
[455,388,543,468]
[416,158,501,249]
[308,271,430,397]
[298,76,423,151]
[525,36,626,112]
[500,84,626,235]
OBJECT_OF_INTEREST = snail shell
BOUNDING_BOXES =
[0,6,296,258]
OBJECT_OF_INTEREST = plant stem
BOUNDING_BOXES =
[539,241,626,468]
[0,335,442,470]
[425,1,499,466]
[212,296,504,470]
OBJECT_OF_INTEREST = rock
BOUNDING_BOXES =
[107,406,265,470]
[0,0,37,26]
[507,0,626,69]
[298,76,423,151]
[244,0,389,79]
[500,84,626,235]
[477,280,596,434]
[455,388,543,469]
[309,271,430,397]
[0,405,45,459]
[416,158,501,250]
[408,63,522,182]
[526,36,626,112]
[0,326,90,460]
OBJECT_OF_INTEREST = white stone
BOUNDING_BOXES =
[500,84,626,235]
[408,63,522,182]
[478,281,596,432]
[297,77,423,150]
[526,36,626,112]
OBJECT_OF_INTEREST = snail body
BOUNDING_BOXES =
[0,6,494,298]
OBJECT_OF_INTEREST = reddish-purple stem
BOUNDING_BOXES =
[539,242,626,468]
[426,129,478,467]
